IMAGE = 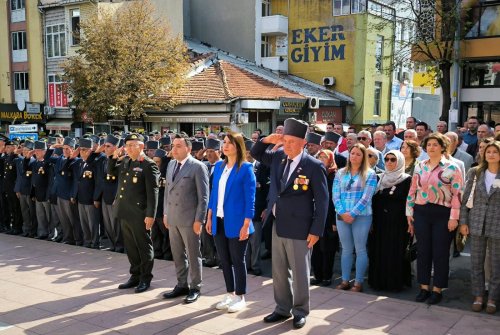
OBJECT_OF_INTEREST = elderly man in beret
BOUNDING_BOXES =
[14,140,36,237]
[251,118,328,329]
[109,133,160,293]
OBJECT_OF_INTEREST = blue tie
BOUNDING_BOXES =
[281,159,292,191]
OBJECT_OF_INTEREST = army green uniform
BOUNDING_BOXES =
[108,154,160,284]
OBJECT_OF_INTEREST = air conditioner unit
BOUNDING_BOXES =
[308,97,319,109]
[44,106,54,115]
[323,77,336,86]
[235,112,249,124]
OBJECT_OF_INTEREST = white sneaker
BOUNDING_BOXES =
[216,294,234,310]
[227,296,246,313]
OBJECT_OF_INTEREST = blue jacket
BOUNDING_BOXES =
[251,140,328,240]
[208,161,256,238]
[14,156,34,195]
[45,149,81,200]
[31,159,51,202]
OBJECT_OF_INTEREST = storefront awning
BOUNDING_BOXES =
[144,114,231,123]
[45,119,73,131]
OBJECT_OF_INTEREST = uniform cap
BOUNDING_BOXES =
[79,138,93,149]
[283,118,308,139]
[205,138,221,150]
[145,140,159,150]
[154,149,167,158]
[124,133,144,143]
[191,140,204,151]
[105,134,120,146]
[324,131,341,143]
[23,140,35,150]
[306,132,322,145]
[63,137,76,148]
[34,141,47,150]
[159,137,171,146]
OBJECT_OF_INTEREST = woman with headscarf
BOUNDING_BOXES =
[368,150,412,291]
[310,149,339,287]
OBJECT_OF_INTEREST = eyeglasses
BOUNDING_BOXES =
[384,157,397,163]
[357,137,368,141]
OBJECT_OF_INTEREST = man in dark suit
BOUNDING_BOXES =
[14,140,36,237]
[109,133,160,293]
[4,139,23,235]
[251,118,329,329]
[31,141,52,240]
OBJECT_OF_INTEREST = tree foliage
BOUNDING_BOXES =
[63,0,189,122]
[375,0,468,122]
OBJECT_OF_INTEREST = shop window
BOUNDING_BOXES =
[463,61,500,88]
[71,9,80,45]
[374,81,382,116]
[46,24,67,58]
[14,72,29,90]
[11,31,26,50]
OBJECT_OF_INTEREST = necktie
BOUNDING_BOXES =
[172,162,182,181]
[280,159,292,191]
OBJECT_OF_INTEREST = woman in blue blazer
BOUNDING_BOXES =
[206,132,256,313]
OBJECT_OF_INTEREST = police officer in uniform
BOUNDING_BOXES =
[109,133,160,293]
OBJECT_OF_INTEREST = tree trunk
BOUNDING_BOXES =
[439,63,452,123]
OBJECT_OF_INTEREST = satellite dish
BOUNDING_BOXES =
[17,99,26,111]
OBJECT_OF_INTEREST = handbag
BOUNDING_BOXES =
[455,230,467,252]
[405,237,417,262]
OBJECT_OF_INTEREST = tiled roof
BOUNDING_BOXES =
[171,60,304,103]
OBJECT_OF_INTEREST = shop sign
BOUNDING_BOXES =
[145,114,231,123]
[9,124,38,133]
[279,98,306,115]
[315,107,343,124]
[0,103,44,122]
[26,103,41,114]
[9,133,39,140]
[290,25,346,63]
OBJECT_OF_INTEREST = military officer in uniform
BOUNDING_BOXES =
[251,118,329,329]
[32,141,52,239]
[109,133,160,293]
[15,140,36,237]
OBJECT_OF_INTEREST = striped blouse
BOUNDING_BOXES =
[406,157,463,220]
[333,168,378,218]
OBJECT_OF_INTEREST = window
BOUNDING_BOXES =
[11,31,26,50]
[351,0,366,14]
[374,81,382,116]
[71,9,80,45]
[46,24,66,58]
[375,35,383,72]
[463,61,500,88]
[261,36,270,57]
[333,0,352,16]
[14,72,29,90]
[262,0,271,17]
[10,0,25,10]
[48,74,69,107]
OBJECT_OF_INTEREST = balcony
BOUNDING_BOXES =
[261,15,288,36]
[262,56,288,72]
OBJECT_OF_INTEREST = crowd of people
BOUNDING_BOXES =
[0,115,499,329]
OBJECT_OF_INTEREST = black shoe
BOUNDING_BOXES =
[428,291,442,305]
[54,235,63,243]
[310,278,321,286]
[21,232,29,237]
[62,241,76,245]
[415,289,431,302]
[108,247,116,252]
[35,235,48,240]
[263,312,291,323]
[184,289,200,304]
[261,251,272,260]
[320,280,332,287]
[203,260,217,268]
[162,285,190,299]
[118,278,140,289]
[115,248,124,253]
[293,315,306,329]
[135,282,150,293]
[453,250,461,258]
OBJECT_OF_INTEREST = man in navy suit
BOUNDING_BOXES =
[251,118,328,329]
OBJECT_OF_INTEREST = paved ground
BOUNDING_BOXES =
[0,234,498,335]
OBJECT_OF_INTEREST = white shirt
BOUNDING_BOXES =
[216,165,233,218]
[485,170,496,194]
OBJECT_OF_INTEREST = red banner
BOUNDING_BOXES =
[61,83,68,107]
[48,83,55,107]
[55,84,62,107]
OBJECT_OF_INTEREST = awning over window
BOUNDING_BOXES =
[45,119,73,131]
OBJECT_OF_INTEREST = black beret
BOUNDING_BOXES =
[159,137,171,146]
[306,132,322,145]
[34,141,47,150]
[244,140,254,151]
[191,140,204,151]
[153,149,167,158]
[90,135,100,144]
[145,140,159,150]
[79,138,93,149]
[105,134,120,146]
[205,138,221,150]
[63,137,76,148]
[124,133,144,143]
[324,131,341,143]
[283,118,308,139]
[23,141,35,150]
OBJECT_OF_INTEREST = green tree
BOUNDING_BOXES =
[64,0,189,123]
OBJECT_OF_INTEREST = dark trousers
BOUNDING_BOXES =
[152,217,171,259]
[214,218,249,295]
[414,204,454,288]
[201,227,218,264]
[6,191,22,232]
[263,215,273,252]
[0,191,8,229]
[311,231,339,281]
[121,219,154,284]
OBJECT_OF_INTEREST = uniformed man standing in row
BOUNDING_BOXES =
[110,133,160,294]
[15,140,36,237]
[31,141,52,240]
[4,139,22,235]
